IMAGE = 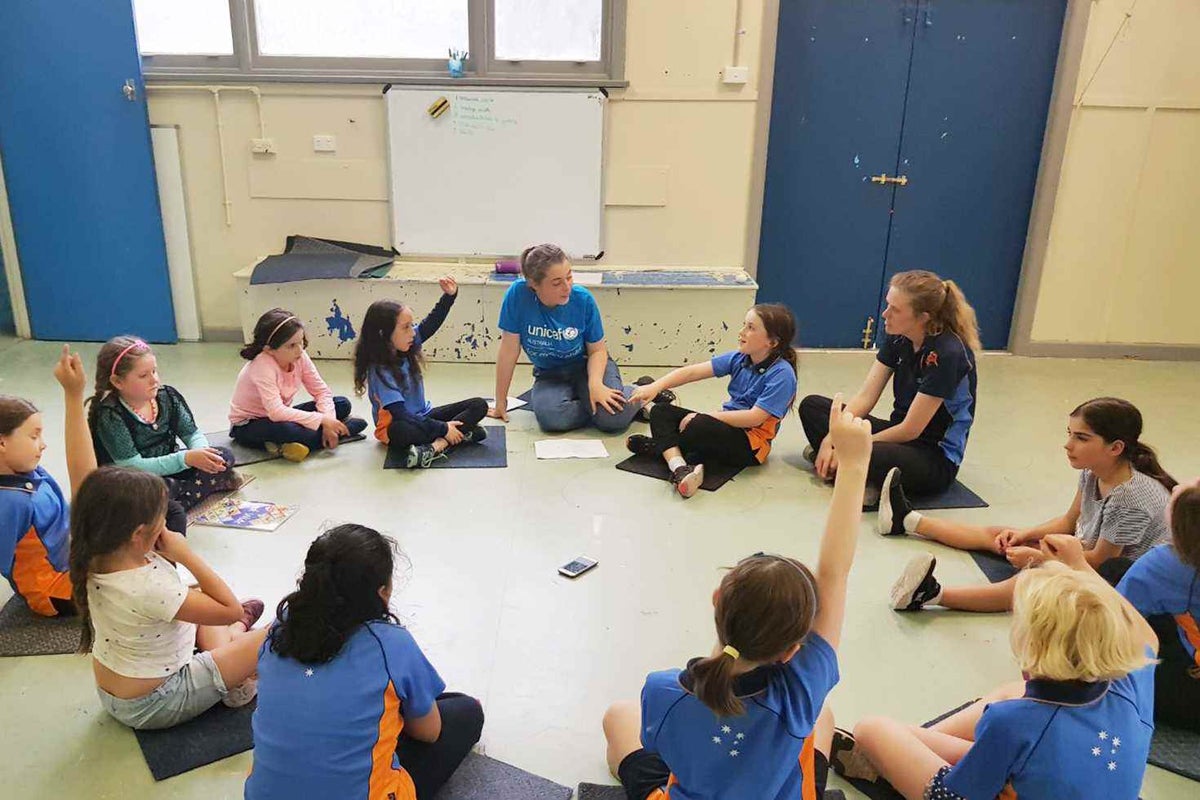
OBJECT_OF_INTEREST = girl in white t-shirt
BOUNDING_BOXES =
[69,466,268,729]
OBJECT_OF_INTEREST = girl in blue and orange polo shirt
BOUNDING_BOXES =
[0,346,95,616]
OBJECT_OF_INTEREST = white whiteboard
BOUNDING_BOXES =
[386,88,604,257]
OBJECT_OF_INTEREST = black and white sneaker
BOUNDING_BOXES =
[670,464,705,498]
[625,434,658,457]
[890,553,941,611]
[877,467,913,536]
[830,729,880,782]
[404,444,441,469]
[633,376,676,422]
[802,445,816,464]
[460,425,488,445]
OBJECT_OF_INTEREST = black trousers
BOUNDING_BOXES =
[798,394,958,494]
[1149,614,1200,732]
[231,397,365,451]
[647,403,759,467]
[395,692,485,798]
[386,398,489,450]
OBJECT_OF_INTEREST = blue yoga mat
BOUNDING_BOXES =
[384,427,507,469]
[969,550,1020,583]
[909,480,988,511]
[134,700,255,780]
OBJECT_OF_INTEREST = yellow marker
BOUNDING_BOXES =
[427,96,450,118]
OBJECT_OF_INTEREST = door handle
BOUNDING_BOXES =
[123,79,137,102]
[870,174,909,187]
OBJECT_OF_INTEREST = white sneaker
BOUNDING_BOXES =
[222,676,258,708]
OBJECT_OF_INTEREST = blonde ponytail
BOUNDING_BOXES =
[890,271,981,352]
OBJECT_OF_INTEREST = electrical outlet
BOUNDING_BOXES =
[312,135,337,152]
[250,137,276,154]
[722,66,750,85]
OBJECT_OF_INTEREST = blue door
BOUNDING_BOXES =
[757,0,917,348]
[0,0,176,342]
[884,0,1066,347]
[757,0,1065,349]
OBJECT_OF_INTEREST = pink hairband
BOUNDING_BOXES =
[111,340,148,377]
[267,315,297,346]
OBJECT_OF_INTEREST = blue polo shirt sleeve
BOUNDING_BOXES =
[639,668,684,750]
[916,337,970,399]
[711,351,738,378]
[755,364,798,419]
[498,281,525,335]
[941,702,1028,797]
[778,633,839,736]
[368,367,406,407]
[876,335,902,368]
[1116,545,1174,617]
[1115,653,1159,726]
[374,624,446,720]
[581,289,605,344]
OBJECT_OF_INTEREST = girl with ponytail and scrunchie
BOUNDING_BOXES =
[602,398,874,800]
[246,524,483,800]
[888,397,1176,615]
[800,269,982,505]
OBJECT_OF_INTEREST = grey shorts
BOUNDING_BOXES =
[97,651,228,730]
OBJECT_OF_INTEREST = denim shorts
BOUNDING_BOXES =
[97,651,228,730]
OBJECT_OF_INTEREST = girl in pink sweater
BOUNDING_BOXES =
[229,309,366,462]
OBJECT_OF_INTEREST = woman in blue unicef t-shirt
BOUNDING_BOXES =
[489,244,655,433]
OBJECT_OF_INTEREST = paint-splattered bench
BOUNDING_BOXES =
[234,261,757,365]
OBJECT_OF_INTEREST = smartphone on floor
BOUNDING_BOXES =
[558,556,598,579]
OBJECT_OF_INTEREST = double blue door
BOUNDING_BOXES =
[757,0,1067,349]
[0,0,176,342]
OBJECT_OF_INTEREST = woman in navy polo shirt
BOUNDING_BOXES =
[489,244,656,434]
[627,304,798,498]
[799,270,981,505]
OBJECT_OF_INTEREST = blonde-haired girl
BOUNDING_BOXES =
[835,538,1157,800]
[799,270,981,506]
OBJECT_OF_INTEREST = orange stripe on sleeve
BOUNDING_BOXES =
[799,736,817,800]
[367,681,414,800]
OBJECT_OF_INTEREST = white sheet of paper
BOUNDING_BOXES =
[535,439,609,459]
[488,396,528,412]
[572,272,603,286]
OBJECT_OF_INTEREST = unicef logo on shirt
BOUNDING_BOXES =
[562,327,580,341]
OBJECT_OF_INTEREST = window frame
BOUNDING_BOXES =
[139,0,627,87]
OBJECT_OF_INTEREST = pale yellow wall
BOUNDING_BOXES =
[1030,0,1200,346]
[146,1,765,335]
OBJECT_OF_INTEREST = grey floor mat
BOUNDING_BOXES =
[576,783,844,799]
[1148,721,1200,782]
[0,594,81,657]
[133,700,255,780]
[435,754,571,800]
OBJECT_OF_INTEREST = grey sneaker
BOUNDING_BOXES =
[460,425,488,445]
[890,553,941,611]
[802,445,816,463]
[670,464,705,498]
[878,467,913,536]
[404,444,441,469]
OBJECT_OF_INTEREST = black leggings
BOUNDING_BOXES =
[386,398,488,450]
[1149,614,1200,732]
[231,397,364,451]
[799,394,958,494]
[647,403,759,467]
[395,692,485,798]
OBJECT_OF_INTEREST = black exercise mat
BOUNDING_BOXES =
[577,784,844,800]
[134,699,255,781]
[204,431,366,467]
[616,453,746,492]
[250,252,360,285]
[434,754,571,800]
[284,234,393,278]
[909,481,988,511]
[384,428,507,469]
[1148,721,1200,782]
[969,550,1020,583]
[0,594,81,657]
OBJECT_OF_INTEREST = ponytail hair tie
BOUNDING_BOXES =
[722,645,740,660]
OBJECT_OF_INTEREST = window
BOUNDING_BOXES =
[136,0,625,85]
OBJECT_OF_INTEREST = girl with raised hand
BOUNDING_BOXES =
[0,345,95,616]
[230,309,367,463]
[889,397,1174,614]
[354,277,489,469]
[246,524,483,799]
[601,397,872,799]
[71,467,265,729]
[89,335,236,531]
[799,270,980,506]
[626,304,798,499]
[841,538,1158,800]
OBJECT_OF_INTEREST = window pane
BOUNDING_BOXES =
[495,0,602,62]
[133,0,234,55]
[254,0,468,59]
